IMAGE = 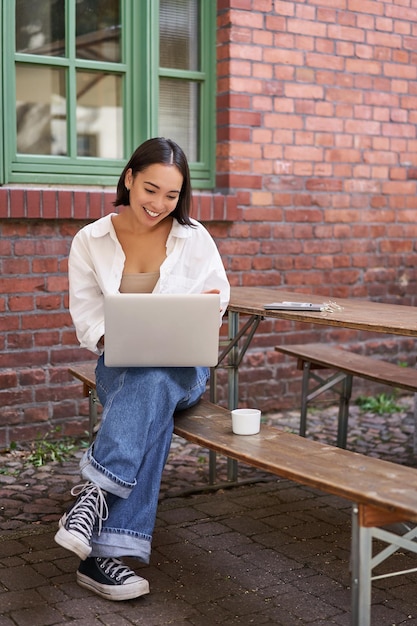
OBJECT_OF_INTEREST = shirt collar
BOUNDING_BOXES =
[91,213,117,238]
[169,217,195,239]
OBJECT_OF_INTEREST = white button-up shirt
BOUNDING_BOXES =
[69,214,230,354]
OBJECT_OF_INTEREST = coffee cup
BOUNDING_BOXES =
[231,408,261,435]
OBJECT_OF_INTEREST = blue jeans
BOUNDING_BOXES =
[79,355,209,563]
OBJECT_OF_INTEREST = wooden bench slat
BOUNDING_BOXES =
[69,362,417,521]
[69,363,97,390]
[276,343,417,392]
[175,401,417,522]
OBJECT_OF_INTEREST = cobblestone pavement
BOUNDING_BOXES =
[1,398,417,625]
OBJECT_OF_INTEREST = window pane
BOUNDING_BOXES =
[76,0,121,62]
[159,0,199,71]
[16,64,67,155]
[76,71,123,158]
[159,78,199,161]
[15,0,65,56]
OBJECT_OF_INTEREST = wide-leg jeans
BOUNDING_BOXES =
[79,355,209,562]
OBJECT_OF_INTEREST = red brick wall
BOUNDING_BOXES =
[214,0,417,408]
[1,0,417,445]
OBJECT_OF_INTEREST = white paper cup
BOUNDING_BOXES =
[231,408,261,435]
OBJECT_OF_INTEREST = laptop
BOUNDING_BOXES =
[103,293,221,367]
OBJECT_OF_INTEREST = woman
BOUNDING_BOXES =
[55,137,230,601]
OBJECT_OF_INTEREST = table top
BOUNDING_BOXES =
[229,286,417,338]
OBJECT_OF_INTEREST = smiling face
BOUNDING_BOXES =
[124,163,184,228]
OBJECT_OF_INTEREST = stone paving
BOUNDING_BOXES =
[1,397,417,625]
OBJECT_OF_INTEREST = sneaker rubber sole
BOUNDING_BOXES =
[76,570,150,601]
[54,519,92,561]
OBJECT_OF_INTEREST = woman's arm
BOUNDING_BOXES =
[68,231,106,354]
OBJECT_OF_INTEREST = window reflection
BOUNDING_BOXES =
[159,79,199,162]
[76,71,122,158]
[159,0,199,71]
[15,0,65,56]
[16,64,67,155]
[76,0,121,62]
[15,0,123,159]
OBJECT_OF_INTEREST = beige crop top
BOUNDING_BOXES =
[119,272,159,294]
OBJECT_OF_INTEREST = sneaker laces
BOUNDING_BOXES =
[68,482,109,538]
[98,557,137,582]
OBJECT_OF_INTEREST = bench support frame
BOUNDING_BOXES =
[87,385,99,442]
[351,504,417,626]
[301,361,353,448]
[209,312,263,483]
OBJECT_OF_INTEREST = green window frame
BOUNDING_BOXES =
[0,0,216,188]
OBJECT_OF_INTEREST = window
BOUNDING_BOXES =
[1,0,215,186]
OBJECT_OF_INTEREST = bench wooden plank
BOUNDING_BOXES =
[69,363,97,392]
[175,401,417,522]
[276,343,417,392]
[69,362,417,520]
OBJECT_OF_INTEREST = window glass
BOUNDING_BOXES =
[76,71,123,158]
[76,0,121,63]
[14,0,123,161]
[159,79,199,162]
[16,63,67,155]
[159,0,199,71]
[6,1,214,185]
[15,0,65,56]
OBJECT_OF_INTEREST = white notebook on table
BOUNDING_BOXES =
[103,293,220,367]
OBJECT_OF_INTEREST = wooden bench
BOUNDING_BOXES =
[69,362,417,626]
[275,343,417,449]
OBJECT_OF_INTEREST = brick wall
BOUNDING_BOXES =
[1,0,417,445]
[213,0,417,408]
[0,219,82,445]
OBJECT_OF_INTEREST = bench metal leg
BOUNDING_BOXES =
[300,362,310,437]
[300,361,351,448]
[227,311,240,482]
[208,344,239,484]
[88,388,99,443]
[351,503,417,626]
[351,506,360,625]
[414,392,417,455]
[209,367,218,484]
[208,311,263,485]
[337,374,353,449]
[351,505,372,626]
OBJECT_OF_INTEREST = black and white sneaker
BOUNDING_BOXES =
[77,557,150,601]
[54,482,108,560]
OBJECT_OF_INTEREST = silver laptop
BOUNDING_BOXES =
[104,293,221,367]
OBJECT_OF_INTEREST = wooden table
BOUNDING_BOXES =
[229,286,417,336]
[214,286,417,480]
[221,286,417,407]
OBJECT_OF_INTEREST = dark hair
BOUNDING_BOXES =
[113,137,193,226]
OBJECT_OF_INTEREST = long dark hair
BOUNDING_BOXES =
[113,137,193,226]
